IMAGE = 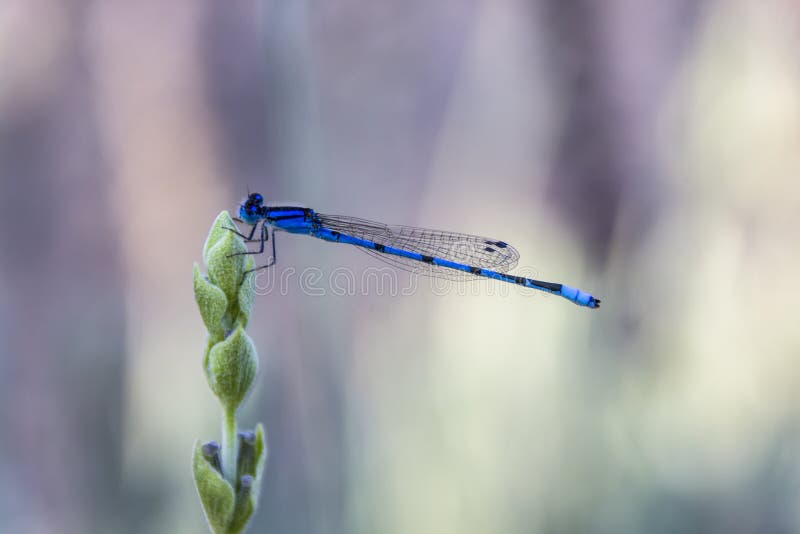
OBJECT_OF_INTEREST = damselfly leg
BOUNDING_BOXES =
[226,221,277,273]
[225,219,259,241]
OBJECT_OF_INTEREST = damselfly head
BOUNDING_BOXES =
[239,192,265,224]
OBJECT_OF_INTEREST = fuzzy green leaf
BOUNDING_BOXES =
[193,441,235,533]
[236,262,255,329]
[252,423,268,503]
[204,211,237,264]
[194,263,229,340]
[206,229,249,308]
[206,327,258,412]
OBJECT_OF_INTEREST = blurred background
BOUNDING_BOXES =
[1,0,799,532]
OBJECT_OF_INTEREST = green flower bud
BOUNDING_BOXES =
[202,441,222,474]
[194,264,229,341]
[205,326,258,413]
[193,441,235,533]
[227,476,255,534]
[203,211,236,264]
[236,424,267,485]
[236,431,256,484]
[206,228,249,310]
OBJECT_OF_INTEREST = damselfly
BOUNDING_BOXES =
[229,193,601,309]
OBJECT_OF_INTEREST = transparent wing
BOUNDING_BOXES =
[357,248,482,281]
[316,213,520,278]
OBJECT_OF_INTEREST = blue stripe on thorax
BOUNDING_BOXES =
[265,207,316,234]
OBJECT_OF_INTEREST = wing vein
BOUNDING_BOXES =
[316,213,520,276]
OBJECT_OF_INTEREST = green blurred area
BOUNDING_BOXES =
[1,1,799,533]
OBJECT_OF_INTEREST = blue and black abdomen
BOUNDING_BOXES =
[310,223,601,309]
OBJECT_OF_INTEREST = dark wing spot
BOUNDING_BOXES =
[484,247,495,253]
[421,255,434,263]
[495,241,508,248]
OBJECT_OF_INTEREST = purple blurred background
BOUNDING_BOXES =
[1,1,799,533]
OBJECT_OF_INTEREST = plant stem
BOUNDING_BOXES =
[221,407,237,484]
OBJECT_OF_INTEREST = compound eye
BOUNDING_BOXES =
[253,193,263,203]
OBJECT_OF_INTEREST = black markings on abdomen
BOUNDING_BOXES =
[373,243,386,252]
[421,255,434,263]
[531,281,562,292]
